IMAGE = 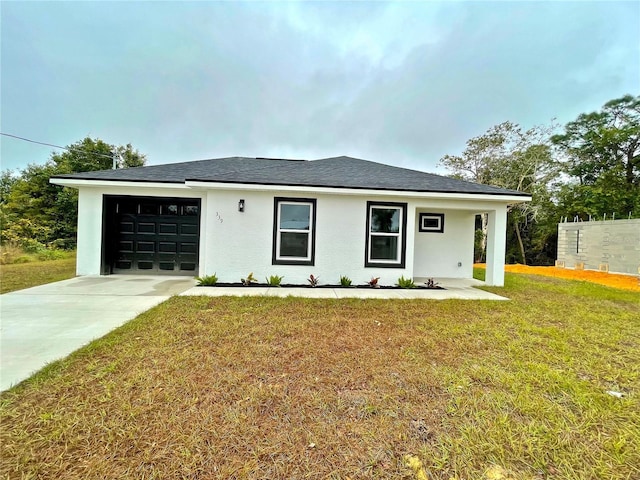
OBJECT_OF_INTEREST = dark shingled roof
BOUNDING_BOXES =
[52,155,529,197]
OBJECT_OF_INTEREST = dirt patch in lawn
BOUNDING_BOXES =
[476,263,640,292]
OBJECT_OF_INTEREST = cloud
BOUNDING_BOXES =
[1,1,638,173]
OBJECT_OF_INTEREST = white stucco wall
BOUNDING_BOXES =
[202,189,413,285]
[76,189,104,275]
[72,182,514,285]
[412,209,475,279]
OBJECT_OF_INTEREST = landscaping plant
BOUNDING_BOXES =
[307,274,320,287]
[425,277,439,288]
[396,275,416,289]
[265,275,284,287]
[367,276,381,288]
[241,272,257,286]
[339,275,352,287]
[195,273,218,286]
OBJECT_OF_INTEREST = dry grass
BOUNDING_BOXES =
[1,274,639,479]
[0,256,76,294]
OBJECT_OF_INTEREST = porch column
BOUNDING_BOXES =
[485,206,507,286]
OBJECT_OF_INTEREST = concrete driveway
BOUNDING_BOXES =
[0,275,195,391]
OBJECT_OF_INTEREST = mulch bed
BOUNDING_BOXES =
[200,283,445,290]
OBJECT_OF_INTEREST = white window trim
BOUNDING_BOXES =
[366,203,406,267]
[418,212,445,233]
[273,198,316,265]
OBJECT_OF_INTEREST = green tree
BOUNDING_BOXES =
[115,143,147,169]
[0,136,146,249]
[1,163,61,248]
[0,170,17,205]
[552,94,640,218]
[50,137,146,173]
[440,121,560,265]
[440,122,512,262]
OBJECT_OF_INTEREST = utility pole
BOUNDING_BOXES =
[112,151,122,170]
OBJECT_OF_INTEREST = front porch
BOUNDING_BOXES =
[411,205,507,287]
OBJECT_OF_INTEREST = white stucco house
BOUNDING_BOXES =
[51,156,530,286]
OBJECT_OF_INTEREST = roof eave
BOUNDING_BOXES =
[49,177,531,203]
[184,179,531,202]
[50,177,189,189]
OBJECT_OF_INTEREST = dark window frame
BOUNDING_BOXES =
[272,197,317,266]
[418,212,445,233]
[365,201,407,268]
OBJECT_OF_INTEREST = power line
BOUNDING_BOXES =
[1,132,117,160]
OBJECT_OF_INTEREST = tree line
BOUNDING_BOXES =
[1,137,146,253]
[439,94,639,265]
[1,94,638,265]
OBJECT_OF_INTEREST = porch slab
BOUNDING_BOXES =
[180,278,508,300]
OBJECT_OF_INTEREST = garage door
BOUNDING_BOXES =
[104,196,201,275]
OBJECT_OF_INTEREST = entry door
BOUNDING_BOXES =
[105,196,200,275]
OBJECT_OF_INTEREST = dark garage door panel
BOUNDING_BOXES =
[106,197,201,275]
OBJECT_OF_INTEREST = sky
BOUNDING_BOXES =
[1,0,639,174]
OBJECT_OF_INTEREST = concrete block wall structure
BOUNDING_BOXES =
[557,219,640,275]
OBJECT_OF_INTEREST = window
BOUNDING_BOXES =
[161,204,178,215]
[273,198,316,265]
[140,203,159,215]
[365,202,407,268]
[182,205,199,216]
[418,213,444,233]
[567,230,580,254]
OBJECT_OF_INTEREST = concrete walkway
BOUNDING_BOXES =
[0,275,195,391]
[181,277,508,300]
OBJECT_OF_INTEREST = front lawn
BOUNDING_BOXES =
[0,256,76,294]
[1,274,638,479]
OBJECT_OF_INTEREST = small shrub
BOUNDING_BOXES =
[20,238,48,254]
[266,275,284,286]
[396,275,416,288]
[196,273,218,286]
[0,243,27,265]
[308,274,320,287]
[35,249,67,261]
[48,238,76,250]
[339,275,352,287]
[0,243,71,265]
[13,255,33,264]
[241,272,257,286]
[425,278,440,288]
[367,277,381,288]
